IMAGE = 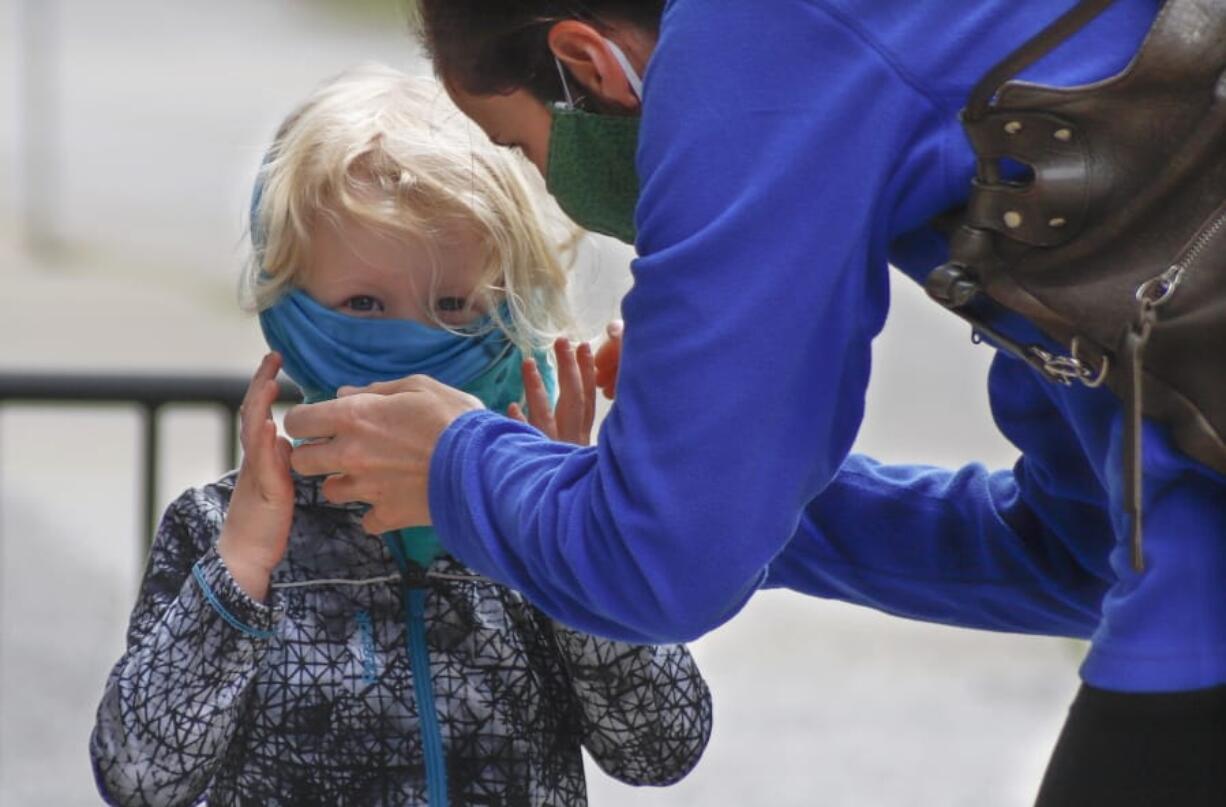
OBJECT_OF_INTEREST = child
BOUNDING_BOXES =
[90,65,711,807]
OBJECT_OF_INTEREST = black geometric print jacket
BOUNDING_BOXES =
[90,473,712,806]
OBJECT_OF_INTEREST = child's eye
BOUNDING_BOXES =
[343,295,384,314]
[435,296,483,327]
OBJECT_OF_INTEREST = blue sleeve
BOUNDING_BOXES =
[430,1,953,642]
[765,455,1109,638]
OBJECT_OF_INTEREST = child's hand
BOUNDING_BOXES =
[593,319,623,400]
[508,337,597,446]
[218,353,294,601]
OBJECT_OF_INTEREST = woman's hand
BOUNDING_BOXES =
[593,319,623,400]
[284,375,483,534]
[508,337,597,446]
[217,353,295,601]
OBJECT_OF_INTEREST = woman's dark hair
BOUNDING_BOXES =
[414,1,665,103]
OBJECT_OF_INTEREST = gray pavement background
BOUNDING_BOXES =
[0,2,1081,805]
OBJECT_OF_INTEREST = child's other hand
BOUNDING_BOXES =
[593,319,622,400]
[507,337,596,446]
[218,353,294,601]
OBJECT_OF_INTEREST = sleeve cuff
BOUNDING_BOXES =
[428,408,507,563]
[192,546,281,640]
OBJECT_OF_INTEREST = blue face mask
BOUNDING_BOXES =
[259,289,555,569]
[258,288,552,412]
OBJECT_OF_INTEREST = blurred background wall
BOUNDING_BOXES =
[0,1,1083,804]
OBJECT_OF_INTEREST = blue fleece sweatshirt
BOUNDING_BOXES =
[430,0,1226,692]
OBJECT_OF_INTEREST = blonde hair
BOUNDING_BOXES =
[246,63,572,349]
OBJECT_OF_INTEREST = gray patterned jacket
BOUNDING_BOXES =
[90,473,712,806]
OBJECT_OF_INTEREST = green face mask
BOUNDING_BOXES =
[546,106,641,245]
[544,41,644,245]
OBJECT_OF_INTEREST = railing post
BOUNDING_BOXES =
[142,404,161,553]
[0,372,299,567]
[0,404,5,778]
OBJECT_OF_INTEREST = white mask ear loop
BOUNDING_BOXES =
[554,40,644,108]
[603,39,644,101]
[554,57,577,109]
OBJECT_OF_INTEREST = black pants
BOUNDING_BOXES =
[1035,683,1226,806]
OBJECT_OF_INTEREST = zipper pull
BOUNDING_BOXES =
[1121,316,1150,572]
[1122,264,1172,574]
[1134,264,1184,310]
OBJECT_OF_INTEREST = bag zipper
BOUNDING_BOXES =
[1124,201,1226,570]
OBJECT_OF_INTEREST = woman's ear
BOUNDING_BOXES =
[548,20,640,112]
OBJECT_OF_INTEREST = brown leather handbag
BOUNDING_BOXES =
[926,0,1226,569]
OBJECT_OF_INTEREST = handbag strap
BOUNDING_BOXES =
[964,0,1120,122]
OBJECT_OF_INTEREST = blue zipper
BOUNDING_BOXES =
[385,537,449,806]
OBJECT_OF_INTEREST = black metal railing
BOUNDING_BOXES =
[0,372,300,549]
[0,371,300,781]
